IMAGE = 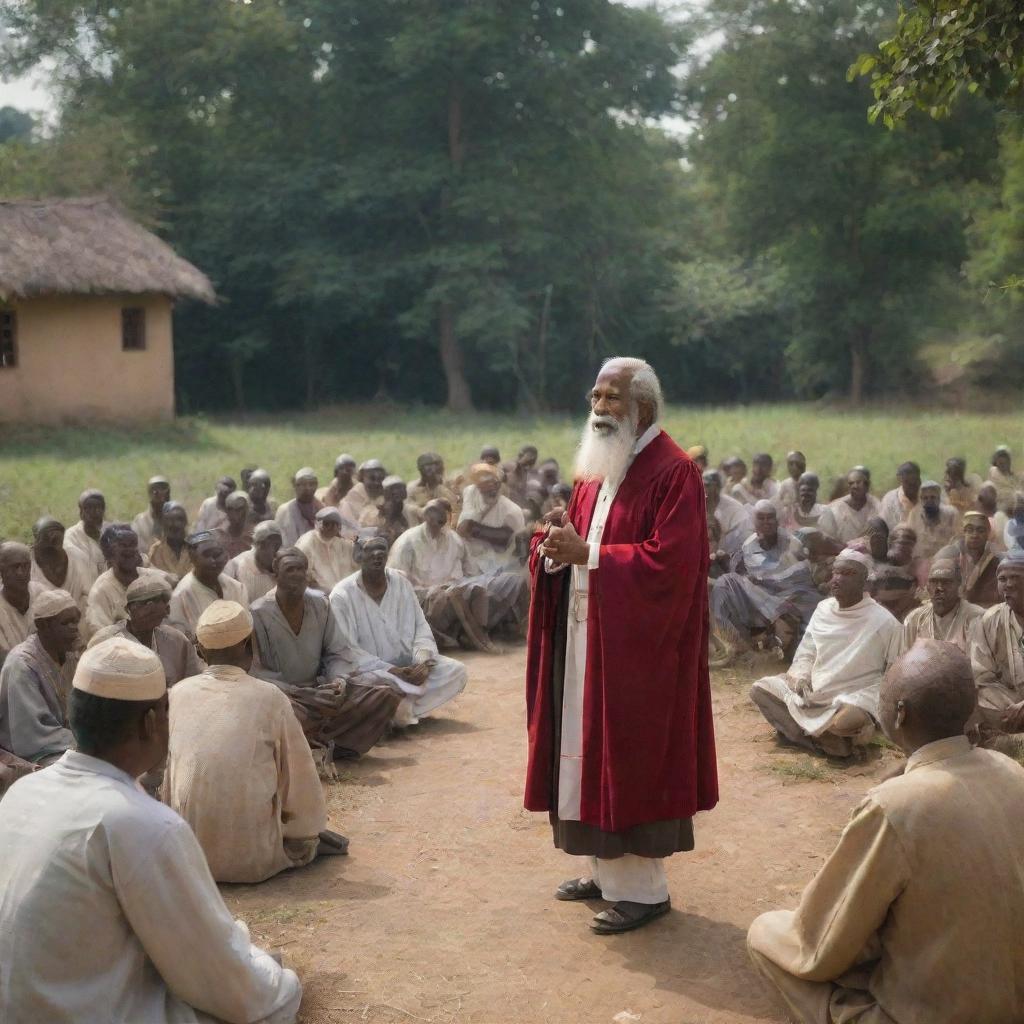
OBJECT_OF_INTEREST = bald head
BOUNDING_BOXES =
[878,640,976,754]
[0,541,32,592]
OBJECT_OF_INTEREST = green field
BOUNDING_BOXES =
[0,403,1021,543]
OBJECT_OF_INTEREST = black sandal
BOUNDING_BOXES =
[590,899,670,933]
[555,877,603,901]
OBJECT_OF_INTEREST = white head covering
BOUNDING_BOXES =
[253,521,283,543]
[33,589,78,621]
[196,600,253,650]
[835,548,873,574]
[73,637,166,700]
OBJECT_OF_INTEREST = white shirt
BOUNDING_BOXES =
[0,751,300,1024]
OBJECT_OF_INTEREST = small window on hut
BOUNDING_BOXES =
[0,310,16,368]
[121,307,146,351]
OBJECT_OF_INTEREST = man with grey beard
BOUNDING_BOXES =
[524,356,719,935]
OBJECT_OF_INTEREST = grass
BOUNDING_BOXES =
[0,400,1021,542]
[766,756,836,784]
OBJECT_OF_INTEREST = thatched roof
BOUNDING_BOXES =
[0,197,215,303]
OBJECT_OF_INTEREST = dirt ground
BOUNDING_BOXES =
[222,648,901,1024]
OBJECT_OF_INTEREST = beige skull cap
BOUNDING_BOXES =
[126,574,173,604]
[834,548,873,573]
[73,636,166,700]
[33,589,78,621]
[195,599,253,650]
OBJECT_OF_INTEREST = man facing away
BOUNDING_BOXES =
[164,600,343,883]
[526,356,718,934]
[750,550,901,758]
[748,640,1024,1024]
[0,636,302,1024]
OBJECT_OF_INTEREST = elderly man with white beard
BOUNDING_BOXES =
[525,356,719,935]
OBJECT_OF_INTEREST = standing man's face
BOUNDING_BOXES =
[590,370,634,427]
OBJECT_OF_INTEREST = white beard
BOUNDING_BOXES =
[574,410,638,486]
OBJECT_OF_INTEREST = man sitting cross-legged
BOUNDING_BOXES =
[330,535,468,727]
[0,590,80,767]
[457,463,527,573]
[251,548,400,759]
[0,636,303,1023]
[389,499,530,651]
[748,640,1024,1024]
[84,526,166,640]
[168,531,248,639]
[750,549,901,758]
[902,558,983,655]
[296,507,357,593]
[163,600,345,884]
[226,520,282,604]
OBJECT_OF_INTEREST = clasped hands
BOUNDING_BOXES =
[393,661,432,688]
[539,509,590,566]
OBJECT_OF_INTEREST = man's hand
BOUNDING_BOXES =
[393,664,430,687]
[1001,701,1024,733]
[541,509,567,529]
[785,674,811,699]
[540,521,590,565]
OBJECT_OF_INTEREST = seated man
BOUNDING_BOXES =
[339,459,386,524]
[146,501,192,579]
[1005,492,1024,552]
[251,548,400,757]
[359,476,421,547]
[943,456,980,516]
[131,475,171,550]
[0,590,80,766]
[970,553,1024,748]
[194,475,236,533]
[245,467,278,527]
[711,501,820,656]
[774,450,807,521]
[886,523,925,588]
[275,467,323,547]
[214,490,254,559]
[504,445,540,507]
[164,601,342,883]
[296,507,357,592]
[330,536,468,727]
[704,469,753,557]
[902,558,982,654]
[30,517,93,615]
[0,636,302,1023]
[729,452,779,505]
[316,453,357,507]
[407,452,460,513]
[748,640,1024,1024]
[869,563,921,623]
[85,526,166,640]
[457,463,527,573]
[389,499,530,651]
[782,472,827,530]
[750,550,901,758]
[879,461,922,530]
[989,444,1021,511]
[91,575,203,687]
[906,479,961,563]
[818,467,881,543]
[63,488,109,581]
[226,520,282,603]
[0,542,45,665]
[936,509,1002,608]
[168,532,248,638]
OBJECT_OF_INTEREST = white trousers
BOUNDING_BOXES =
[586,855,669,904]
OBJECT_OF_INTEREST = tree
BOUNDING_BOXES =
[850,1,1024,125]
[0,106,33,143]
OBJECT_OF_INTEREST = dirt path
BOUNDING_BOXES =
[222,649,900,1024]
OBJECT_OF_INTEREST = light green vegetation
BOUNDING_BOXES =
[765,756,836,784]
[0,403,1020,542]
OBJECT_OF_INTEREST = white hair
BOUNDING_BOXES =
[600,356,663,422]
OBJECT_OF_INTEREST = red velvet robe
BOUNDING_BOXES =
[524,430,719,833]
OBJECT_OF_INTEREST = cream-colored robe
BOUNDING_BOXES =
[224,549,276,605]
[30,547,93,614]
[0,583,46,665]
[818,495,883,543]
[63,520,108,581]
[194,495,228,534]
[168,572,248,637]
[901,598,982,655]
[131,508,164,550]
[295,530,356,593]
[748,736,1024,1024]
[84,568,166,641]
[147,540,192,579]
[457,489,525,573]
[163,664,326,884]
[970,603,1024,725]
[388,524,477,587]
[905,504,962,560]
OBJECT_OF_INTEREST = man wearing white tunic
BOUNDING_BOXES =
[729,452,779,505]
[703,469,753,557]
[227,520,282,603]
[85,527,166,640]
[817,467,881,542]
[296,507,357,592]
[902,558,982,655]
[330,536,467,726]
[64,488,109,581]
[748,641,1024,1024]
[168,532,247,637]
[457,463,526,573]
[0,542,46,665]
[0,590,80,765]
[275,467,323,548]
[30,517,93,615]
[251,548,399,757]
[0,636,302,1024]
[132,475,172,550]
[164,601,341,883]
[750,550,901,758]
[905,479,961,561]
[878,461,923,531]
[316,453,357,507]
[389,499,529,650]
[194,475,236,534]
[339,459,386,524]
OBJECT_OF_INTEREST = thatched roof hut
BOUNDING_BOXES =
[0,197,215,304]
